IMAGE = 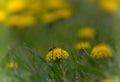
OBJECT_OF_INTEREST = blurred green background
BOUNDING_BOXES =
[0,0,120,82]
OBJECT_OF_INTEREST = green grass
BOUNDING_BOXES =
[0,0,119,82]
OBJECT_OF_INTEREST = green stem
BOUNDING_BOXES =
[57,61,67,82]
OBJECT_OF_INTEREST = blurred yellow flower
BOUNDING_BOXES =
[41,0,72,23]
[101,79,114,82]
[7,15,20,26]
[78,27,95,38]
[8,14,36,27]
[0,10,6,22]
[56,9,72,19]
[0,1,6,9]
[100,0,117,12]
[7,0,26,12]
[45,47,69,62]
[90,43,113,59]
[18,15,36,27]
[28,0,43,15]
[41,12,58,23]
[7,62,18,69]
[41,8,72,23]
[75,42,91,50]
[45,0,67,9]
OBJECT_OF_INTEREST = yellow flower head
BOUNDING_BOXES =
[28,0,43,15]
[7,0,26,12]
[75,42,91,50]
[7,62,18,69]
[101,79,114,82]
[41,12,58,23]
[41,8,72,23]
[56,9,72,19]
[78,27,95,38]
[8,14,36,27]
[99,0,118,13]
[90,43,113,59]
[45,0,67,9]
[0,10,6,22]
[45,47,69,62]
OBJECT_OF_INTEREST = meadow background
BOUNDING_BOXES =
[0,0,120,82]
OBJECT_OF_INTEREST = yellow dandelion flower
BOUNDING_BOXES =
[78,27,95,38]
[7,62,18,69]
[41,12,58,23]
[99,0,118,13]
[45,47,69,62]
[17,15,36,27]
[45,0,67,9]
[7,0,26,12]
[101,79,114,82]
[0,10,7,22]
[75,42,91,50]
[7,14,36,27]
[28,0,43,15]
[90,43,113,59]
[56,9,72,19]
[7,15,20,26]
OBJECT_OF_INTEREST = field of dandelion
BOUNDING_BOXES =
[0,0,120,82]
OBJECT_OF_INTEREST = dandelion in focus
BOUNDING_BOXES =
[90,43,113,59]
[45,47,69,62]
[78,27,95,38]
[101,79,114,82]
[99,0,118,13]
[75,41,91,50]
[7,62,18,70]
